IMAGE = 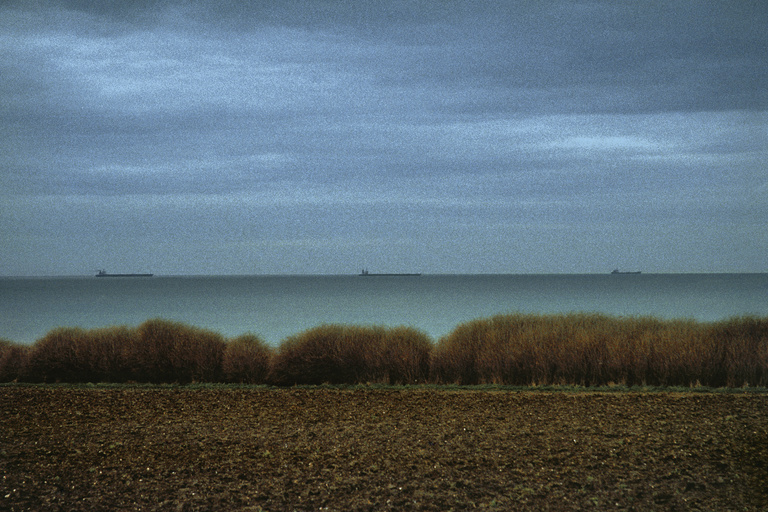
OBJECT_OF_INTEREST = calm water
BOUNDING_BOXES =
[1,274,766,345]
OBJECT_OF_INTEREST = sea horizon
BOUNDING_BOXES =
[2,273,767,345]
[3,271,768,278]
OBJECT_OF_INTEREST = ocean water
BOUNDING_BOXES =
[1,274,766,345]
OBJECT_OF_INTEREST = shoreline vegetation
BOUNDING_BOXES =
[1,313,767,387]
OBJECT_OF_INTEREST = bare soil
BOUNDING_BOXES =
[1,386,767,511]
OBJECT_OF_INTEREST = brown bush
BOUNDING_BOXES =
[22,326,136,383]
[19,320,226,384]
[85,326,137,383]
[382,326,432,384]
[25,327,93,383]
[269,324,433,385]
[269,325,379,385]
[130,319,226,383]
[706,316,768,387]
[431,313,768,387]
[0,338,28,382]
[222,334,272,384]
[8,314,766,387]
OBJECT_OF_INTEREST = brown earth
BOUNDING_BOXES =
[1,386,767,511]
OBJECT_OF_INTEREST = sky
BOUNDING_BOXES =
[1,0,766,276]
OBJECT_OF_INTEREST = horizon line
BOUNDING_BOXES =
[2,271,768,278]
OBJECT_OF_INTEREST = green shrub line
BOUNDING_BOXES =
[1,313,767,387]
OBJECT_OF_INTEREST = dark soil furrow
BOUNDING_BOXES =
[1,387,766,511]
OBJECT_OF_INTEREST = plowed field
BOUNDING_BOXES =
[1,386,767,511]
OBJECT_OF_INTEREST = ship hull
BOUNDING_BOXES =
[96,272,153,277]
[359,273,421,277]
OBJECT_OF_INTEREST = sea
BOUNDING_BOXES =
[1,274,766,345]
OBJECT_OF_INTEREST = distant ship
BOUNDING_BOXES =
[359,269,421,277]
[611,269,641,275]
[96,270,153,277]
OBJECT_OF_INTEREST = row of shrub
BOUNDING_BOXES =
[430,314,768,387]
[0,319,428,385]
[1,314,767,387]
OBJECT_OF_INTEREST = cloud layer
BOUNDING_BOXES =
[2,0,767,274]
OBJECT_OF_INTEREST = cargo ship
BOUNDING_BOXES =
[359,269,421,277]
[611,269,641,275]
[96,270,153,277]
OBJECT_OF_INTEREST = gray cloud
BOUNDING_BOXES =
[1,0,766,275]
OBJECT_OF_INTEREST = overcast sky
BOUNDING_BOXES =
[2,0,766,276]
